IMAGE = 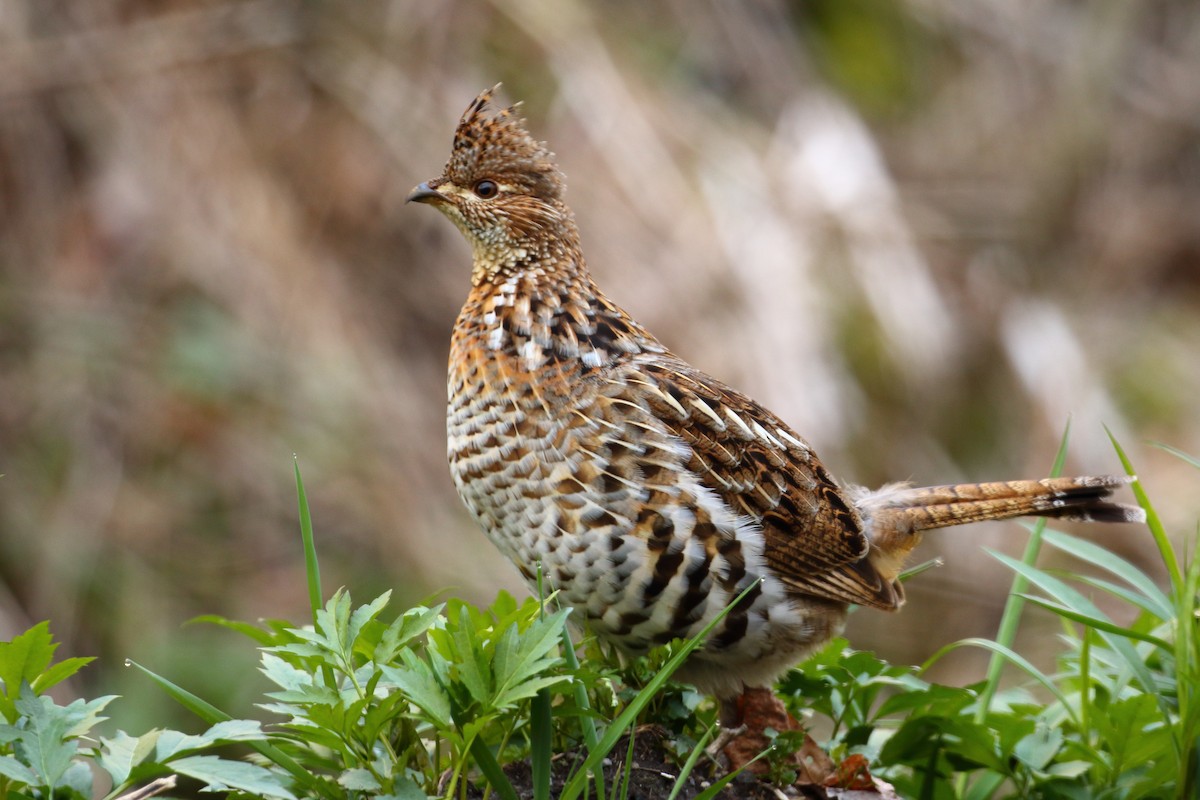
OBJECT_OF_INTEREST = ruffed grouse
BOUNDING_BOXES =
[409,87,1142,762]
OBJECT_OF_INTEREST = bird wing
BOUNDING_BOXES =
[608,354,901,610]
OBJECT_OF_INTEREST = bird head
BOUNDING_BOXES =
[409,86,576,279]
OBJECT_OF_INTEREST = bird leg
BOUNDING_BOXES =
[718,687,834,785]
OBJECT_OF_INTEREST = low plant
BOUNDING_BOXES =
[0,441,1194,799]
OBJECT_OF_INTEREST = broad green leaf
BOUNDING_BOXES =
[30,657,95,696]
[375,605,442,663]
[1093,694,1167,776]
[127,659,327,797]
[1013,724,1062,771]
[171,754,298,799]
[59,760,93,795]
[13,692,77,788]
[0,622,56,689]
[492,609,569,707]
[0,755,38,785]
[451,606,491,706]
[338,767,381,791]
[259,652,315,692]
[493,675,569,709]
[382,655,452,730]
[264,685,341,706]
[379,776,431,800]
[1045,760,1092,778]
[98,729,161,785]
[313,591,354,657]
[881,715,1003,772]
[347,591,393,653]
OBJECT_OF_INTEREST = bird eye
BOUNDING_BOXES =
[473,180,499,199]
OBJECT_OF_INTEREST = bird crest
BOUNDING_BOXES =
[446,85,566,200]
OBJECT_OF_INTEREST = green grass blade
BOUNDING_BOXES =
[1106,429,1181,591]
[126,658,229,723]
[470,735,521,800]
[667,722,717,800]
[1151,441,1200,471]
[531,688,552,800]
[126,660,328,797]
[1068,573,1174,622]
[691,757,762,800]
[975,423,1070,723]
[293,458,323,621]
[560,625,604,800]
[1040,528,1173,618]
[1016,595,1173,650]
[987,550,1173,730]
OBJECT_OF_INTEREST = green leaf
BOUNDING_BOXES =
[0,623,57,720]
[171,754,298,799]
[0,755,38,785]
[29,657,95,696]
[1093,693,1167,776]
[379,776,431,800]
[375,605,442,663]
[259,652,316,693]
[12,690,78,788]
[1152,441,1200,471]
[338,767,382,791]
[450,606,492,706]
[347,591,393,653]
[382,655,453,730]
[468,733,520,800]
[98,729,161,785]
[881,715,1003,772]
[127,659,328,797]
[1013,724,1062,771]
[155,721,268,766]
[493,609,570,709]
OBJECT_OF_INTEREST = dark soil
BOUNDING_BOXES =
[466,725,889,800]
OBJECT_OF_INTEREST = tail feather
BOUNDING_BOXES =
[873,476,1145,530]
[852,475,1145,584]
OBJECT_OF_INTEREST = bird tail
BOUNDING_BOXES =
[859,475,1145,533]
[853,476,1145,584]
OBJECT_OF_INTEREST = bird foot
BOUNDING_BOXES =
[706,723,746,762]
[720,687,834,784]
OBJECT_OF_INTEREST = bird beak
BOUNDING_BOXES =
[407,181,445,205]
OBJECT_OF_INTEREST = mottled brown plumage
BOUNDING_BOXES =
[409,86,1143,745]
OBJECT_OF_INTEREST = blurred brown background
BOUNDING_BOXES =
[1,0,1198,730]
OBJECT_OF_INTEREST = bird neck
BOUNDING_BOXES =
[457,248,664,372]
